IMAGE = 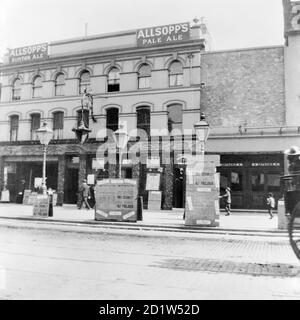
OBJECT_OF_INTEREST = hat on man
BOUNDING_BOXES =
[82,179,87,183]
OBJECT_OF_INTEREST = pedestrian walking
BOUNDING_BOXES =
[220,187,231,216]
[266,193,275,219]
[78,179,91,210]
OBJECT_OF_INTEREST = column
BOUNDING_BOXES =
[57,155,65,206]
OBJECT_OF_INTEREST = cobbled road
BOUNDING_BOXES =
[0,220,299,300]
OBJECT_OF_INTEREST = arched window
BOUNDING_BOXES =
[107,67,120,92]
[12,78,21,101]
[32,76,43,98]
[167,104,183,132]
[137,106,151,136]
[138,64,151,89]
[169,61,183,87]
[30,113,41,140]
[53,111,64,140]
[106,108,119,132]
[10,115,19,141]
[55,73,65,96]
[79,71,90,94]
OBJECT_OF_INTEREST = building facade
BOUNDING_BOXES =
[0,0,300,210]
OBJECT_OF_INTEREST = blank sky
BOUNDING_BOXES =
[0,0,284,60]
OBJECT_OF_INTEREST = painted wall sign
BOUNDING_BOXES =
[9,43,48,64]
[137,22,190,47]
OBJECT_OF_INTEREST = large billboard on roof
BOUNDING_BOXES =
[9,43,48,64]
[137,22,190,47]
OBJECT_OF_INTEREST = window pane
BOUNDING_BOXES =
[267,174,281,192]
[31,114,41,130]
[139,64,151,77]
[13,78,21,100]
[251,173,265,191]
[108,68,120,81]
[106,108,119,132]
[53,112,64,130]
[33,76,42,87]
[137,107,150,136]
[167,104,182,132]
[231,172,243,191]
[56,74,65,85]
[10,116,19,141]
[169,61,183,75]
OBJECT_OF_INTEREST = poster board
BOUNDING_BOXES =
[146,173,160,191]
[33,195,49,217]
[95,179,138,222]
[147,191,162,210]
[22,189,32,205]
[28,192,38,205]
[34,177,43,188]
[87,174,95,185]
[185,155,220,227]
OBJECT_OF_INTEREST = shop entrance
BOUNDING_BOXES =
[173,166,186,209]
[6,161,58,203]
[219,154,284,209]
[64,168,79,204]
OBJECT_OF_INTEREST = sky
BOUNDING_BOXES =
[0,0,285,60]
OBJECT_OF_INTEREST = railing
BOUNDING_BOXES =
[209,125,300,137]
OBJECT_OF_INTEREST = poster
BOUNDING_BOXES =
[146,173,160,190]
[95,179,138,222]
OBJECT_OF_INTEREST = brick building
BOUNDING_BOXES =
[0,0,300,210]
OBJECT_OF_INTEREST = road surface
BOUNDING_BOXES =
[0,220,299,300]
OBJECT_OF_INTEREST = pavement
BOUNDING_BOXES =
[0,203,292,238]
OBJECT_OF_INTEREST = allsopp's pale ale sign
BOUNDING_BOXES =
[9,43,48,64]
[137,22,190,47]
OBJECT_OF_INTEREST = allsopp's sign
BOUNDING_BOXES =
[137,22,190,47]
[9,43,48,64]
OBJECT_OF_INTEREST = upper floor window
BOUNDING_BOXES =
[79,71,90,94]
[32,76,43,98]
[137,106,151,136]
[106,108,119,132]
[55,73,65,96]
[12,78,21,101]
[53,111,64,140]
[10,115,19,142]
[30,113,41,140]
[167,104,183,132]
[138,64,151,89]
[107,67,120,92]
[169,61,183,87]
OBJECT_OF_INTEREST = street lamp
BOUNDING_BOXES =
[194,112,210,155]
[113,124,129,178]
[72,90,92,144]
[36,122,53,195]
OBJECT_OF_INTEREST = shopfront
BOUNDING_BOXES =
[218,154,284,209]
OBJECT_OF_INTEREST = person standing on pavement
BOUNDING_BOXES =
[266,193,275,219]
[78,179,91,210]
[220,187,231,216]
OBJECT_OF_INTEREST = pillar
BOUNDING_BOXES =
[162,162,173,210]
[57,155,65,206]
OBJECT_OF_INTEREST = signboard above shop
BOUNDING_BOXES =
[9,43,48,64]
[137,22,190,47]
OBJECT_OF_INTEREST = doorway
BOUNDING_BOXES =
[64,168,79,204]
[173,166,186,208]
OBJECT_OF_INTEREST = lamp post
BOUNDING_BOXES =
[193,112,210,155]
[36,122,53,195]
[113,125,129,178]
